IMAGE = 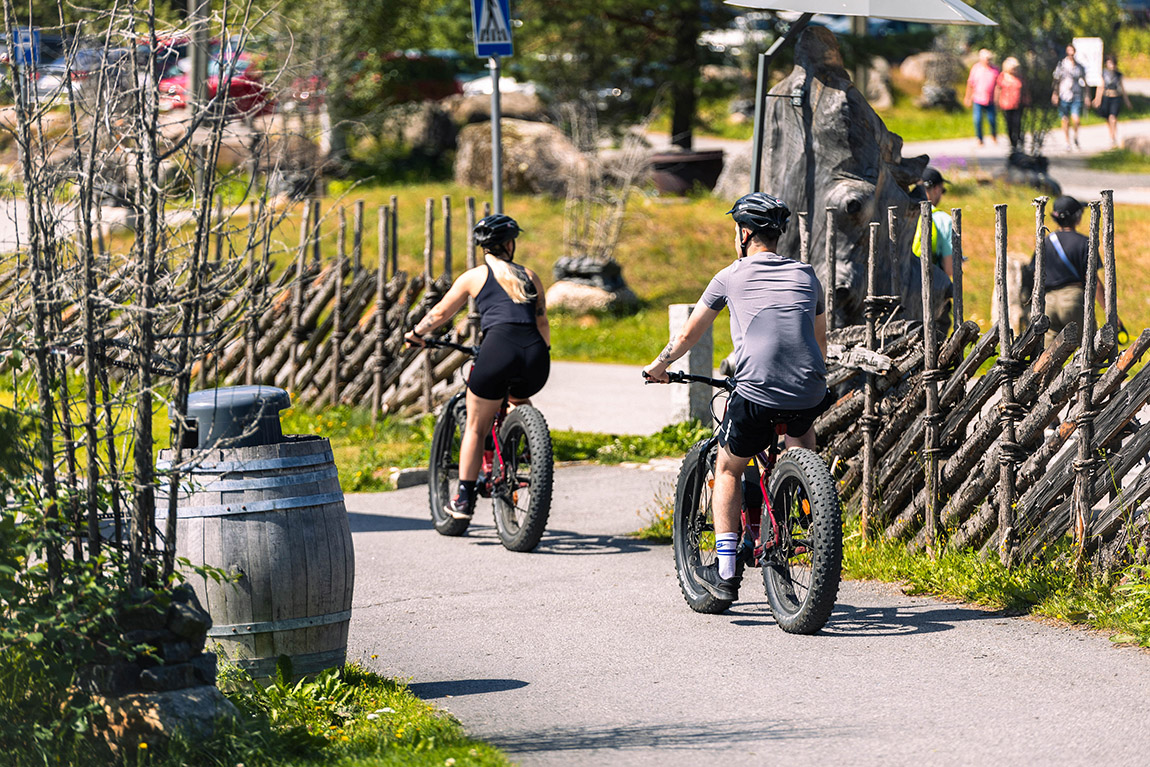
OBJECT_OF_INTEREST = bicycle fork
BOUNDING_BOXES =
[741,425,787,565]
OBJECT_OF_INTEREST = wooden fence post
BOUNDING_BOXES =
[994,204,1021,565]
[311,199,322,264]
[887,206,898,296]
[290,202,309,391]
[951,208,963,331]
[1032,196,1048,323]
[1102,189,1118,335]
[920,199,940,555]
[423,198,435,413]
[861,221,880,539]
[825,207,835,330]
[331,208,346,406]
[353,199,364,276]
[390,195,399,276]
[372,211,388,427]
[1072,202,1103,569]
[466,196,479,345]
[443,195,453,281]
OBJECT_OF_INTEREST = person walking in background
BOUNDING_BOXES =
[964,49,1000,146]
[1052,44,1087,151]
[997,57,1026,152]
[1094,53,1133,148]
[911,167,955,278]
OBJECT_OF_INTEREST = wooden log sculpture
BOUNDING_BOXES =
[760,25,948,327]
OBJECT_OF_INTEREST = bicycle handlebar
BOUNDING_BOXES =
[414,336,480,356]
[643,369,736,391]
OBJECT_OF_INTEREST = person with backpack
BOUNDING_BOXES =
[911,167,955,278]
[1030,195,1116,345]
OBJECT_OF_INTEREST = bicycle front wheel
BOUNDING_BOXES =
[672,438,733,614]
[762,448,842,634]
[493,405,553,552]
[428,392,471,537]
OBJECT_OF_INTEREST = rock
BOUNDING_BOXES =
[139,663,198,693]
[545,280,639,314]
[454,118,587,198]
[866,56,894,110]
[553,256,629,292]
[899,52,946,83]
[389,466,428,489]
[392,101,456,154]
[161,641,196,665]
[118,598,167,633]
[170,583,202,610]
[190,653,218,686]
[94,686,238,754]
[167,601,211,642]
[123,628,176,648]
[713,144,753,201]
[443,91,545,124]
[78,662,142,697]
[1124,135,1150,155]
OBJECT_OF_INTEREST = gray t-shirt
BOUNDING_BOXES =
[701,251,826,410]
[1053,58,1086,103]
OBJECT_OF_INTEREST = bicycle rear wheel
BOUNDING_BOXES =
[672,438,733,614]
[428,392,471,536]
[762,448,841,634]
[493,405,553,552]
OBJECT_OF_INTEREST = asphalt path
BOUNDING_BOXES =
[347,464,1150,766]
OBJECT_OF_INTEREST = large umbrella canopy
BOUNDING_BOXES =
[725,0,996,26]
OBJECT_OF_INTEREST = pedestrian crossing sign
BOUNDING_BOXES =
[472,0,514,58]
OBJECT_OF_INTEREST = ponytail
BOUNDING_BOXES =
[484,253,536,304]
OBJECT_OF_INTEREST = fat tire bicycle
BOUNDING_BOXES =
[422,337,554,552]
[656,370,842,634]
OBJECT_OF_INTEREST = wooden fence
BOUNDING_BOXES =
[817,191,1150,571]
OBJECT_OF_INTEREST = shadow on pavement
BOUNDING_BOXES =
[408,678,528,699]
[726,600,1000,635]
[347,513,432,533]
[530,528,654,556]
[487,719,838,753]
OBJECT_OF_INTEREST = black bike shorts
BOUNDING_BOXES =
[467,323,550,401]
[717,389,833,458]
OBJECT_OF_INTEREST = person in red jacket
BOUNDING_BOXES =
[997,57,1026,151]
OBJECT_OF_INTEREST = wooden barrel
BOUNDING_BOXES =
[158,435,354,679]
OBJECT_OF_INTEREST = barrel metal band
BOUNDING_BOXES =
[155,490,346,518]
[231,648,347,677]
[208,609,352,638]
[158,450,334,475]
[177,465,338,493]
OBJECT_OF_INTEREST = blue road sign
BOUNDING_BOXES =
[13,27,40,67]
[471,0,513,58]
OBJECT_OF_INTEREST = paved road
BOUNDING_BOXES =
[347,464,1150,766]
[532,361,676,434]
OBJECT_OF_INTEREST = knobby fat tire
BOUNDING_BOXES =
[762,448,842,634]
[428,392,471,537]
[493,405,553,552]
[673,437,734,614]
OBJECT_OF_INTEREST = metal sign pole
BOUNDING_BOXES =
[489,55,503,214]
[747,13,813,195]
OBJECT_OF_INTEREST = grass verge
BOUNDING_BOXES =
[1086,147,1150,174]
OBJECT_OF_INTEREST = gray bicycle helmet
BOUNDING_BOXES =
[473,214,522,249]
[727,192,790,236]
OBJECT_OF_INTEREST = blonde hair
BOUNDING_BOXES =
[1003,56,1020,73]
[485,253,536,304]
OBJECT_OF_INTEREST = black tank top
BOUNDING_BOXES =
[476,264,537,331]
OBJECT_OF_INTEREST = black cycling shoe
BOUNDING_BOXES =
[446,494,474,520]
[694,561,740,601]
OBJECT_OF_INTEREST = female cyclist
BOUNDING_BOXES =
[404,214,551,519]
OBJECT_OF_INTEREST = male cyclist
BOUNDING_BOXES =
[643,193,829,602]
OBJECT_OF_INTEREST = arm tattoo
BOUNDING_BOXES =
[657,341,675,364]
[536,306,545,317]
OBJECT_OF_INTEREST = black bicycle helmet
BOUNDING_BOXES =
[473,214,522,249]
[726,192,790,236]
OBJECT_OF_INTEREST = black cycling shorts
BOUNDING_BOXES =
[467,323,550,401]
[717,389,833,458]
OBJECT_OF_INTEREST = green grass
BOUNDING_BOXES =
[553,420,712,465]
[1087,147,1150,174]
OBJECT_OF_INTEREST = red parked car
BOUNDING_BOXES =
[158,50,272,116]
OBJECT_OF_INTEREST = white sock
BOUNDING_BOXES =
[716,533,739,580]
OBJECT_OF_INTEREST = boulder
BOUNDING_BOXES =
[443,90,545,125]
[391,101,456,154]
[899,51,946,83]
[713,144,753,201]
[455,118,586,198]
[94,686,238,754]
[866,56,894,110]
[1124,135,1150,155]
[545,280,639,314]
